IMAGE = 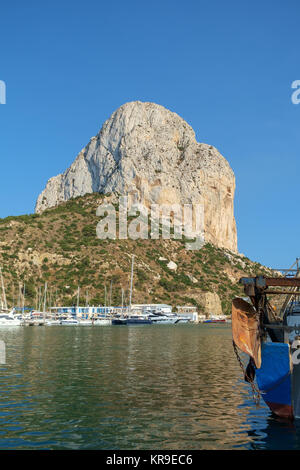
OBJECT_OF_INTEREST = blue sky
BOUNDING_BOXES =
[0,0,299,268]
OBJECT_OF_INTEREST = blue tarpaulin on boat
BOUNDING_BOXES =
[256,342,292,407]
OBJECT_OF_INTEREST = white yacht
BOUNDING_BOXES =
[93,315,112,325]
[147,309,190,324]
[60,316,79,326]
[0,311,22,326]
[149,316,178,324]
[176,316,191,324]
[78,319,93,326]
[45,319,61,325]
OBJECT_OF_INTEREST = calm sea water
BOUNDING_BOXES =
[0,323,299,450]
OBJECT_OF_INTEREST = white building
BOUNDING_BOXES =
[176,306,199,323]
[131,304,173,314]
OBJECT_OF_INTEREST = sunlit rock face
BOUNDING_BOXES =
[35,101,237,252]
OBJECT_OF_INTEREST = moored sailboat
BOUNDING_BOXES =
[112,255,152,325]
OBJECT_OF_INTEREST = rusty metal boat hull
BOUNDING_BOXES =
[232,297,261,368]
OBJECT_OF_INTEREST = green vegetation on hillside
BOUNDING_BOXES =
[0,194,273,313]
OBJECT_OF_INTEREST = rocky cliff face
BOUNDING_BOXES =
[36,101,237,252]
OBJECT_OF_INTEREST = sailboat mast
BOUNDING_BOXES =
[43,282,47,313]
[35,286,38,311]
[129,255,135,312]
[12,284,15,309]
[0,267,7,311]
[22,284,26,315]
[18,284,21,310]
[77,286,80,317]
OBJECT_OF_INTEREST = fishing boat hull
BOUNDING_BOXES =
[231,272,300,421]
[112,318,128,325]
[255,342,293,420]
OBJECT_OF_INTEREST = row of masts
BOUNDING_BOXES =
[0,255,136,313]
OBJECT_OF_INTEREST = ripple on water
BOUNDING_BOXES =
[0,324,297,449]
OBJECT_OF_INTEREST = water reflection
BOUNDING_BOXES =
[0,324,298,449]
[244,414,300,450]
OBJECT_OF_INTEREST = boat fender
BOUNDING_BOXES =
[292,336,300,350]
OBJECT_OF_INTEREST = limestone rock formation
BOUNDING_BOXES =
[201,292,223,316]
[189,291,223,316]
[36,101,237,252]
